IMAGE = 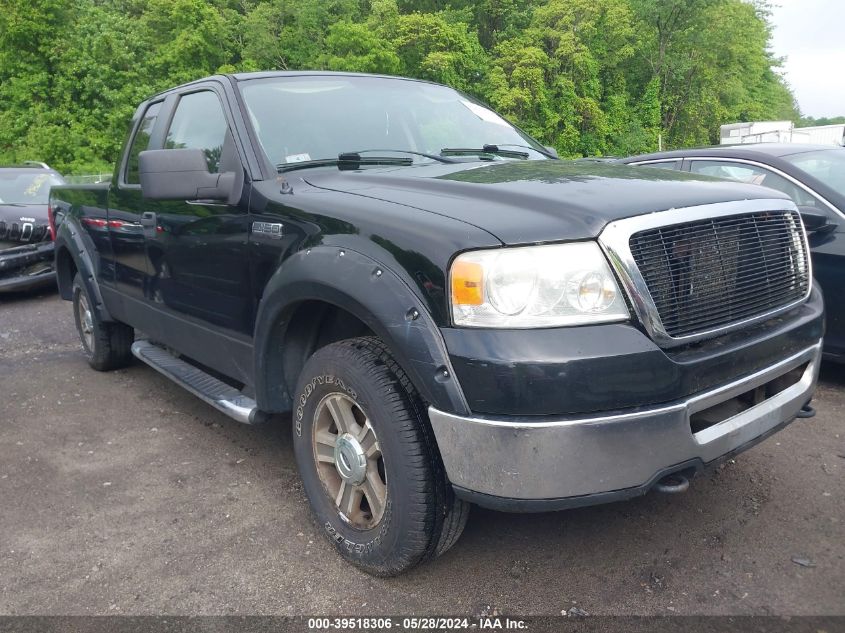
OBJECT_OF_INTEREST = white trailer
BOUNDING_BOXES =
[795,123,845,145]
[720,121,844,146]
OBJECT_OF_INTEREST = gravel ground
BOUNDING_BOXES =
[0,289,843,616]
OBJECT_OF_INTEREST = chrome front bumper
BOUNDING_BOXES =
[428,343,821,506]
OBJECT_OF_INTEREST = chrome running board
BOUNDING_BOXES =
[130,340,268,424]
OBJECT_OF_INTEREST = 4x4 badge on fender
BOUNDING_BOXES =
[252,222,284,238]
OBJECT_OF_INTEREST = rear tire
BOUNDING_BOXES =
[292,336,468,576]
[72,273,134,371]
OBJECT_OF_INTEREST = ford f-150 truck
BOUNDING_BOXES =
[50,71,824,576]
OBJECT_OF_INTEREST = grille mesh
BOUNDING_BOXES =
[629,210,809,339]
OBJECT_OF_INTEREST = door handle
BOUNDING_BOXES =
[140,211,157,228]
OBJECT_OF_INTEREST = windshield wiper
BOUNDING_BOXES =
[344,149,458,164]
[277,154,413,173]
[277,158,337,173]
[337,152,414,169]
[495,144,559,159]
[440,144,530,160]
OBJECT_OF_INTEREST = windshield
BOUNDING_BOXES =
[239,75,548,168]
[782,149,845,197]
[0,172,64,205]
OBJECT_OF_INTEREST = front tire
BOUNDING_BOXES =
[292,336,468,576]
[72,273,134,371]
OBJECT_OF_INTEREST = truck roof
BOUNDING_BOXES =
[146,71,446,101]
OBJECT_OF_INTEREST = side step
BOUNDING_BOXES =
[130,340,268,424]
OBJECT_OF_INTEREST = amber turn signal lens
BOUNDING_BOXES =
[451,260,484,305]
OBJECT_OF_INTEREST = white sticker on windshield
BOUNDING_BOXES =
[460,100,510,127]
[285,153,311,163]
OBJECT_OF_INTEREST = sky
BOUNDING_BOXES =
[769,0,845,118]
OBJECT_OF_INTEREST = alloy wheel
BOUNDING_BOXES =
[312,393,387,530]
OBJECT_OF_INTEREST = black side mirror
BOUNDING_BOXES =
[139,148,236,203]
[798,206,834,233]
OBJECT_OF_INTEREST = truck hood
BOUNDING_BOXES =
[303,160,791,244]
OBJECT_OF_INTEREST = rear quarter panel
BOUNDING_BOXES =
[51,184,112,298]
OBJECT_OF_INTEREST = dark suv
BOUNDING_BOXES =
[0,162,66,292]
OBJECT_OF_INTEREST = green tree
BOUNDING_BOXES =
[0,0,77,164]
[0,0,805,173]
[320,21,402,74]
[630,0,798,148]
[392,12,488,91]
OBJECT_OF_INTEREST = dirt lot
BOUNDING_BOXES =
[0,289,843,616]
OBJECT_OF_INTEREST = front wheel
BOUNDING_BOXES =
[292,336,468,576]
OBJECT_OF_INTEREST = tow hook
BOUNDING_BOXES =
[653,473,690,494]
[796,404,816,419]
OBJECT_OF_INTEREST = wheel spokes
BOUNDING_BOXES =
[336,480,364,521]
[357,420,380,458]
[362,468,387,523]
[77,295,94,345]
[314,429,337,464]
[313,392,387,530]
[325,395,359,435]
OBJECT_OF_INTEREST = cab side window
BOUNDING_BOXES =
[637,160,682,171]
[689,160,823,210]
[165,91,229,173]
[124,101,162,184]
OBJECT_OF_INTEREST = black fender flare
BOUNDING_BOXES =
[54,218,115,323]
[253,246,470,417]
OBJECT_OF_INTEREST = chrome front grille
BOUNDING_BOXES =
[629,210,809,338]
[599,200,812,347]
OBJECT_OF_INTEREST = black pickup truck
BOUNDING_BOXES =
[51,71,824,576]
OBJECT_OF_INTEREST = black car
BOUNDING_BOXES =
[50,73,823,575]
[0,162,66,292]
[621,144,845,362]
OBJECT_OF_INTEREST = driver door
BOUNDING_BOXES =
[141,88,253,338]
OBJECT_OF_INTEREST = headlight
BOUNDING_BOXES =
[450,242,629,328]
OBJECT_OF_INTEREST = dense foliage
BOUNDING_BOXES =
[0,0,802,174]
